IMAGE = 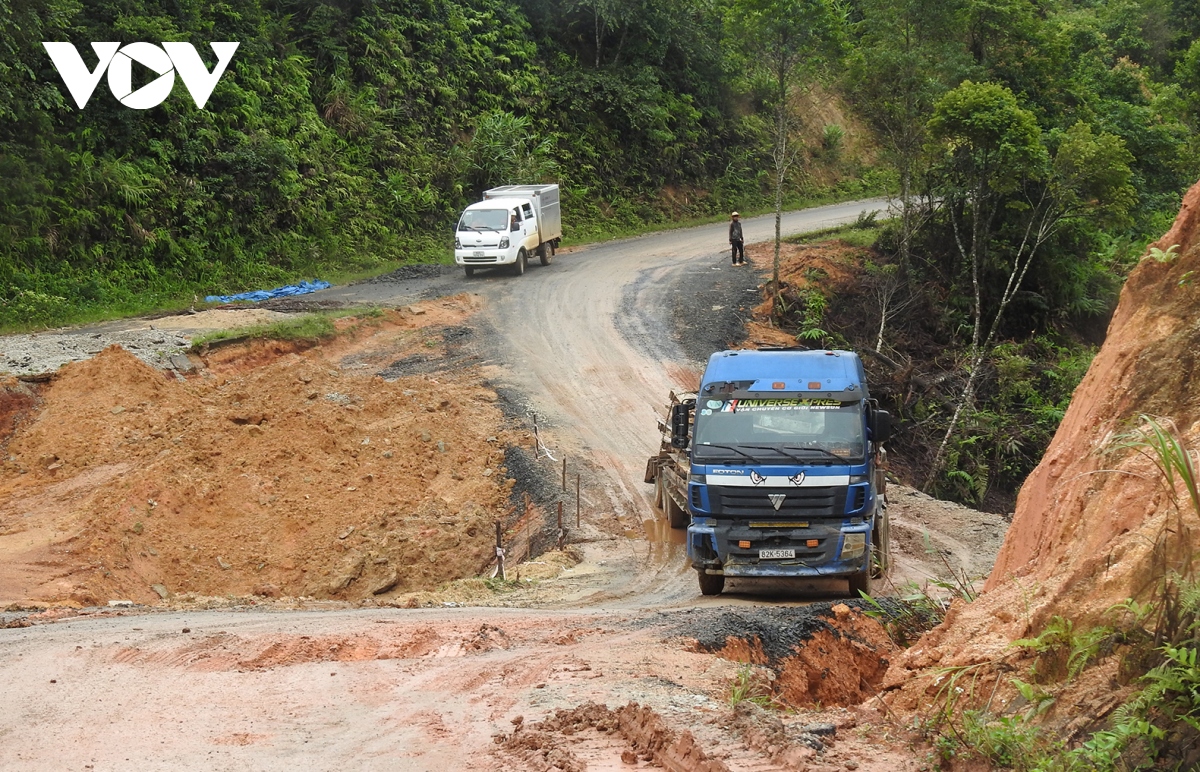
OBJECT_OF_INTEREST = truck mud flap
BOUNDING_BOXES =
[687,526,719,564]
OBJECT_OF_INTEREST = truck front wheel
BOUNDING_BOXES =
[848,568,872,597]
[871,507,891,579]
[698,571,725,596]
[512,249,527,276]
[464,266,475,277]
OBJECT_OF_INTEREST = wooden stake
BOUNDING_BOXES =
[494,520,505,581]
[561,456,567,491]
[576,474,581,528]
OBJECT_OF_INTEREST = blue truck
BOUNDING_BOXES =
[645,348,892,596]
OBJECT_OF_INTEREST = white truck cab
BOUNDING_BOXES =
[454,184,562,277]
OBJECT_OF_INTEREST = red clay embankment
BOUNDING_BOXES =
[884,178,1200,705]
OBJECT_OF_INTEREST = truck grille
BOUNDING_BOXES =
[462,255,499,264]
[709,485,846,519]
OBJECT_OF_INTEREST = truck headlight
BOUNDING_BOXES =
[499,236,510,249]
[688,473,706,484]
[454,237,461,249]
[840,532,866,560]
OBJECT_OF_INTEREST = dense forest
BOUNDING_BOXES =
[1,0,1198,501]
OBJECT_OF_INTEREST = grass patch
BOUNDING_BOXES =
[190,313,338,349]
[726,663,778,709]
[784,219,886,248]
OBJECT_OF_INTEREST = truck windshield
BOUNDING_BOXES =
[458,209,509,232]
[692,397,866,462]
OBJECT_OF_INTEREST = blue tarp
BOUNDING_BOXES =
[205,280,332,304]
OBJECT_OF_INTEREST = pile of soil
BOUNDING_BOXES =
[0,300,523,607]
[680,601,898,708]
[499,702,731,772]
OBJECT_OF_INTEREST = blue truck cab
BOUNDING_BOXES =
[648,348,891,596]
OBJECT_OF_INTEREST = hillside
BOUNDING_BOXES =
[4,0,1197,340]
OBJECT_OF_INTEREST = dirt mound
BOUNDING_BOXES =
[0,301,521,606]
[883,178,1200,706]
[498,702,730,772]
[684,602,898,708]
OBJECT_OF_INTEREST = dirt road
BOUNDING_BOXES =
[0,199,993,770]
[354,201,897,597]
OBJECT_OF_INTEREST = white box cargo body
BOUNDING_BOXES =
[455,183,563,277]
[483,184,562,243]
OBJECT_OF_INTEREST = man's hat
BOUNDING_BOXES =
[731,211,739,217]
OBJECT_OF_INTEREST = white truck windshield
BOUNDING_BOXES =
[458,209,509,232]
[693,397,866,461]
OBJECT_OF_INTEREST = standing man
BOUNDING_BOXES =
[729,211,746,266]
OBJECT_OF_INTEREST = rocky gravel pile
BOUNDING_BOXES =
[0,328,193,377]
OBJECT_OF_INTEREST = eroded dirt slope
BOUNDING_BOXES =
[882,178,1200,715]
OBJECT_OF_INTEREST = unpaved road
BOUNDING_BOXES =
[327,199,906,603]
[0,199,994,770]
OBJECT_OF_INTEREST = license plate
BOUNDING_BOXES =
[472,251,485,257]
[759,549,795,559]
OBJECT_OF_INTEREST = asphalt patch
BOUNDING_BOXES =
[359,264,456,283]
[663,599,903,664]
[669,258,764,363]
[376,325,480,379]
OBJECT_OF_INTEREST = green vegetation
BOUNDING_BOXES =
[772,0,1200,505]
[188,309,364,349]
[726,663,778,709]
[1,0,889,330]
[16,0,1193,341]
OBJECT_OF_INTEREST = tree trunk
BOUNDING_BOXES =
[772,65,787,318]
[594,4,602,68]
[925,194,1057,490]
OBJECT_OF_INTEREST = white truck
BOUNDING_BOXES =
[454,184,563,277]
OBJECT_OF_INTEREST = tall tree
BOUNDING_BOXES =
[726,0,843,310]
[846,0,967,269]
[924,82,1136,487]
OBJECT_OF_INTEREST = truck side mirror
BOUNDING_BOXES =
[870,409,892,445]
[670,402,692,449]
[511,219,520,232]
